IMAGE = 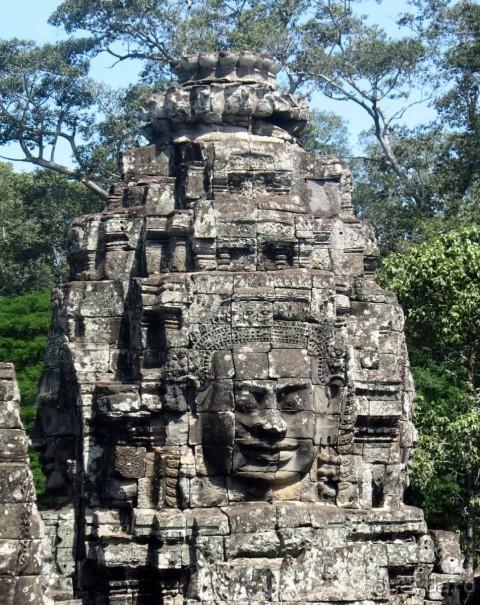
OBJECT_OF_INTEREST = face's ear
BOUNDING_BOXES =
[194,381,213,413]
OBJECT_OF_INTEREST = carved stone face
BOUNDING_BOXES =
[201,349,317,485]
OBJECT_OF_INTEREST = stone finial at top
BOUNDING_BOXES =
[140,51,308,140]
[171,51,282,88]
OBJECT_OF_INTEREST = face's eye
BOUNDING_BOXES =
[278,389,309,412]
[234,390,258,413]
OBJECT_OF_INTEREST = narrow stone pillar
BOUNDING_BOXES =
[0,363,53,605]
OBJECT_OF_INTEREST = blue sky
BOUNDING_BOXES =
[0,1,142,90]
[1,0,434,168]
[1,0,417,88]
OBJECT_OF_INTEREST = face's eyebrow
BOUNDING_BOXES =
[233,381,274,393]
[277,381,310,392]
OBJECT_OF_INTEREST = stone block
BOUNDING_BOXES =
[201,412,235,446]
[225,531,280,558]
[279,543,390,602]
[0,577,16,601]
[102,479,137,503]
[0,465,31,503]
[0,539,19,575]
[417,535,436,564]
[232,301,273,327]
[386,540,419,566]
[120,144,172,178]
[145,179,176,215]
[430,530,464,574]
[123,185,146,208]
[154,544,189,570]
[18,539,50,576]
[154,509,187,540]
[165,413,190,446]
[427,573,464,601]
[0,390,22,429]
[161,383,188,412]
[193,535,225,562]
[305,179,342,217]
[56,547,77,577]
[132,509,155,538]
[92,510,127,540]
[196,381,234,412]
[0,505,44,541]
[268,349,310,378]
[315,414,339,446]
[109,447,146,479]
[233,352,268,379]
[226,503,277,533]
[95,543,150,568]
[14,575,46,605]
[363,443,392,463]
[55,507,78,547]
[189,477,228,508]
[186,508,229,536]
[188,416,202,446]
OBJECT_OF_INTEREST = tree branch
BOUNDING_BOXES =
[23,155,109,200]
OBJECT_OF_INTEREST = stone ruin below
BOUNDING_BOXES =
[0,364,52,603]
[0,51,471,604]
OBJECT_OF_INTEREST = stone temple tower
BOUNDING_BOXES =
[30,52,465,604]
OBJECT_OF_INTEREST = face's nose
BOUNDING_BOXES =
[253,408,287,435]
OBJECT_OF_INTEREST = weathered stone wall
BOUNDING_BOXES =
[28,51,466,604]
[0,363,53,605]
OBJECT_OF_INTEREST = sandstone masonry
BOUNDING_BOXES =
[1,51,467,604]
[0,363,53,605]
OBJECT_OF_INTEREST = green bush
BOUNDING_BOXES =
[0,290,51,427]
[0,290,51,503]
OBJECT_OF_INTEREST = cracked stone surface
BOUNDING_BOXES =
[18,51,468,604]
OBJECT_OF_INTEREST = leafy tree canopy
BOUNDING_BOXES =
[300,109,351,157]
[0,290,51,430]
[379,226,480,571]
[379,225,480,386]
[0,162,102,297]
[0,290,52,505]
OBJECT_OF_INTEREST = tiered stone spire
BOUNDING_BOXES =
[26,52,466,604]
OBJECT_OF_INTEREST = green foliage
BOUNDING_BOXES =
[299,109,351,158]
[0,39,95,163]
[0,163,103,297]
[353,127,442,252]
[407,352,468,522]
[379,227,480,569]
[0,290,51,432]
[407,351,480,566]
[379,226,480,384]
[29,450,50,510]
[345,1,480,252]
[0,290,51,504]
[78,82,163,182]
[49,0,311,76]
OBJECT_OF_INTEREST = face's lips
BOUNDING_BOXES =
[236,440,299,466]
[278,450,296,463]
[236,439,298,451]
